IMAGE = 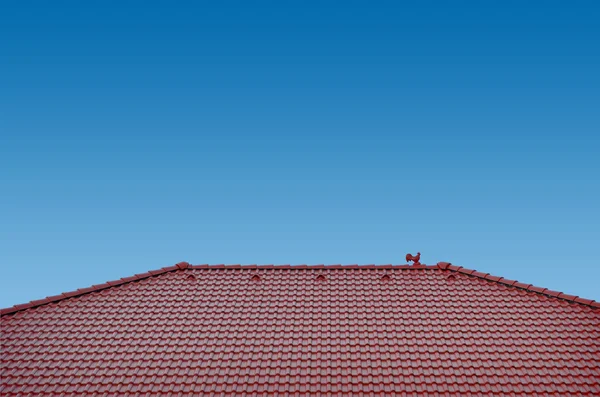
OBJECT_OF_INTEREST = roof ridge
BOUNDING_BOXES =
[436,262,599,309]
[0,262,437,316]
[2,261,597,316]
[189,264,438,269]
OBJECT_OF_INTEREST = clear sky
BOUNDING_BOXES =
[1,1,599,308]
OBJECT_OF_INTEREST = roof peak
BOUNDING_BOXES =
[1,261,597,316]
[189,263,436,269]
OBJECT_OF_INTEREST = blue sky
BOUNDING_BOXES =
[1,1,599,307]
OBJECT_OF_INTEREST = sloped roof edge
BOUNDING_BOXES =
[1,261,597,316]
[436,261,599,308]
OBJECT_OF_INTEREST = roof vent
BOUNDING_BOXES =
[380,274,392,282]
[447,274,457,281]
[185,274,197,282]
[315,274,326,282]
[250,274,261,282]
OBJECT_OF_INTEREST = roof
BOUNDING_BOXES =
[2,262,599,396]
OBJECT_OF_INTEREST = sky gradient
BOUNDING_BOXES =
[1,1,599,308]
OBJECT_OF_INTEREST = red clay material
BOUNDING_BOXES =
[1,263,599,396]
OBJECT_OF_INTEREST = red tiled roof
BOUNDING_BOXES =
[2,262,599,396]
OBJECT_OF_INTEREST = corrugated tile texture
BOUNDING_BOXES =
[2,266,599,396]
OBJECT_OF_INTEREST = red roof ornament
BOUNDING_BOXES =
[405,252,421,266]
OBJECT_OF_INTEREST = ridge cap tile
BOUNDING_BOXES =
[484,275,503,282]
[175,261,190,269]
[436,262,452,270]
[527,286,547,294]
[574,297,594,305]
[557,293,578,301]
[544,289,561,297]
[45,294,63,302]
